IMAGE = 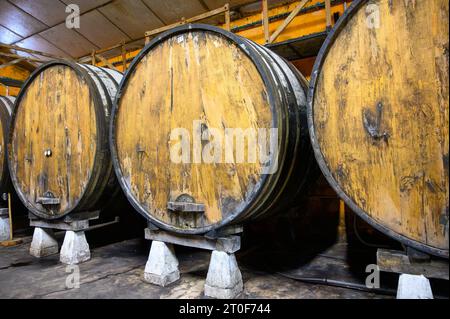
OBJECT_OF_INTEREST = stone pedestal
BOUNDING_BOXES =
[0,209,10,241]
[397,274,433,299]
[29,227,59,257]
[60,230,91,265]
[144,241,180,286]
[143,226,244,298]
[28,211,98,264]
[204,250,243,299]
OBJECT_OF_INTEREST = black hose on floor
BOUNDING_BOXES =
[276,272,448,299]
[276,272,397,296]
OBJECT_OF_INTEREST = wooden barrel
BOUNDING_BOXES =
[8,61,123,220]
[308,0,449,258]
[110,24,317,234]
[0,95,15,197]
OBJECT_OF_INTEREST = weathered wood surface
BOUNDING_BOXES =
[309,0,449,257]
[112,25,316,234]
[9,62,122,219]
[377,249,449,280]
[116,30,271,231]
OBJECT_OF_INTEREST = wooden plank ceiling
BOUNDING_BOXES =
[0,0,292,60]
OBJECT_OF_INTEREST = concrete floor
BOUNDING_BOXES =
[0,236,392,299]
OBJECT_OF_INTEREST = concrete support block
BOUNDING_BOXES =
[397,274,433,299]
[60,230,90,265]
[144,241,180,286]
[204,250,243,299]
[0,215,10,241]
[29,227,59,257]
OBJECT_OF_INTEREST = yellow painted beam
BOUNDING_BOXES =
[262,0,270,43]
[94,1,349,70]
[0,57,30,96]
[268,0,311,44]
[233,0,348,44]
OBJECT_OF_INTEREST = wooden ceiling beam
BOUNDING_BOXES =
[0,51,46,63]
[268,0,310,44]
[0,58,25,69]
[0,43,66,60]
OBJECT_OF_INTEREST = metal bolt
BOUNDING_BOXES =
[44,149,52,157]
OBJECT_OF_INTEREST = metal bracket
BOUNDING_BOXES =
[167,194,205,213]
[36,191,60,205]
[167,201,205,213]
[362,102,390,142]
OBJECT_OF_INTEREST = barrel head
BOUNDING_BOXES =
[113,27,277,233]
[308,0,449,257]
[9,63,101,219]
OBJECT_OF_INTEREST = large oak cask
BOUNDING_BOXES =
[308,0,449,257]
[110,24,317,234]
[0,95,14,197]
[8,61,123,220]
